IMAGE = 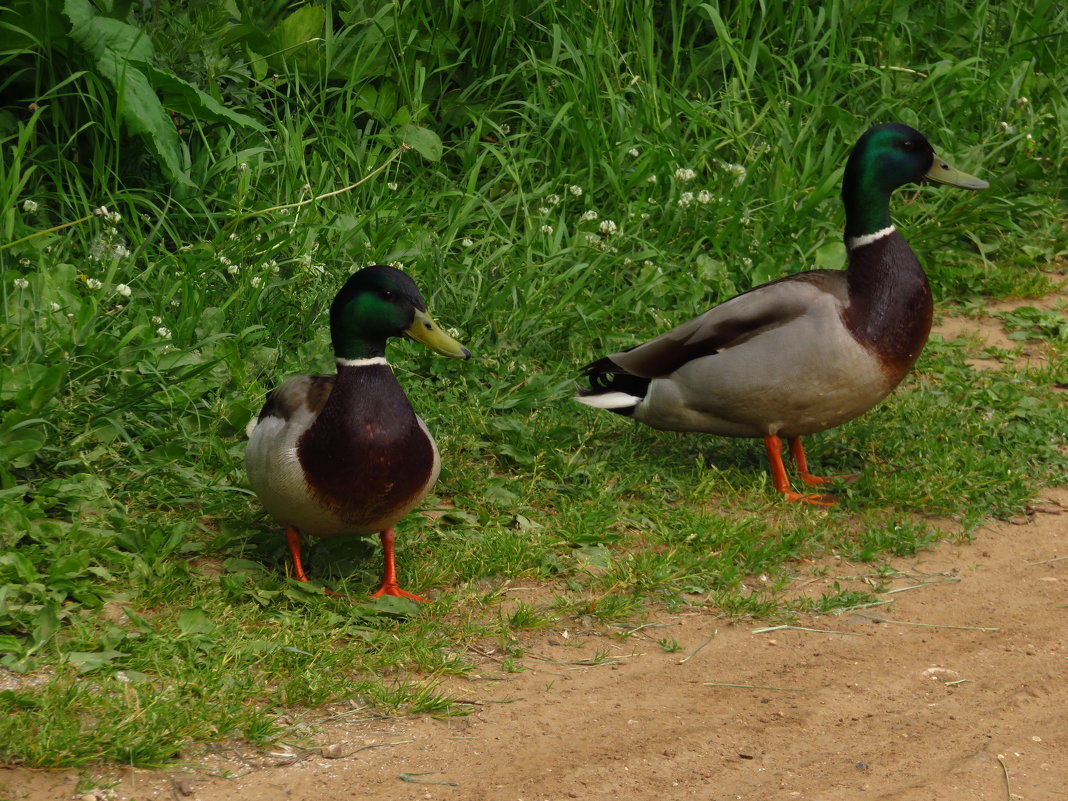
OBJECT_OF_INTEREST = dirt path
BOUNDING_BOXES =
[7,488,1067,801]
[6,297,1067,801]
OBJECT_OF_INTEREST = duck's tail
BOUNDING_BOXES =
[574,357,649,417]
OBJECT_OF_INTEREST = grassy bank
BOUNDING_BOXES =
[0,0,1065,766]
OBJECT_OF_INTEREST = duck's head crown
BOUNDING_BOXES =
[330,265,470,361]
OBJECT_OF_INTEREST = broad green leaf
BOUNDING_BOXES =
[29,602,60,652]
[813,239,846,270]
[66,649,128,673]
[399,125,443,162]
[63,0,193,186]
[177,606,215,635]
[138,64,264,131]
[268,4,324,72]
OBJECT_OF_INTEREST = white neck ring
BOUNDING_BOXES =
[846,225,895,250]
[336,356,388,368]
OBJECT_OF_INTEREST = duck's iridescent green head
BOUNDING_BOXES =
[842,123,988,238]
[329,265,471,361]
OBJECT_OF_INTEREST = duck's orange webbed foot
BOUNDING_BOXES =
[371,529,430,603]
[787,436,858,488]
[764,435,838,507]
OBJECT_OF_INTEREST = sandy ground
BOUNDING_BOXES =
[4,296,1066,801]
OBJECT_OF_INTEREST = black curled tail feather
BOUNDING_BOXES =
[577,357,651,417]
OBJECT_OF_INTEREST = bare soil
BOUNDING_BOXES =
[5,300,1066,801]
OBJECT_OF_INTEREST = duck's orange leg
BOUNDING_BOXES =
[370,529,429,603]
[787,436,857,487]
[285,527,342,596]
[286,526,311,581]
[764,435,836,507]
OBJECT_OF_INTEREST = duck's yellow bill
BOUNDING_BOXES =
[405,309,471,359]
[925,156,989,190]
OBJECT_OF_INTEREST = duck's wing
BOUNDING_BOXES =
[598,271,848,379]
[246,374,336,437]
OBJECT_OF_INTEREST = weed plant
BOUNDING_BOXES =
[0,0,1065,767]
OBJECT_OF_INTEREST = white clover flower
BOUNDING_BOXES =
[21,199,38,214]
[1017,96,1028,105]
[156,327,172,339]
[674,167,696,182]
[537,206,550,215]
[86,278,102,290]
[545,194,560,206]
[219,255,232,266]
[579,209,599,222]
[387,182,398,191]
[677,191,694,208]
[151,315,163,325]
[94,205,110,218]
[311,263,326,275]
[50,302,61,312]
[171,299,181,307]
[107,211,122,224]
[389,261,403,269]
[643,260,655,268]
[447,327,461,338]
[461,238,474,248]
[237,162,249,172]
[251,276,262,288]
[627,148,640,158]
[647,174,657,184]
[568,185,583,197]
[228,264,240,276]
[113,244,130,259]
[115,283,132,297]
[640,212,650,220]
[599,219,618,235]
[742,257,753,268]
[697,190,713,204]
[724,163,747,183]
[13,277,29,289]
[228,232,238,241]
[583,233,600,247]
[278,208,289,215]
[540,224,554,235]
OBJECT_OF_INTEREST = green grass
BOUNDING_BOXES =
[1,0,1066,769]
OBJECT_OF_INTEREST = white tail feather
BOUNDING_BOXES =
[575,391,642,409]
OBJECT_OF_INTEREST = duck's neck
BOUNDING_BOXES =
[841,173,894,243]
[333,333,387,362]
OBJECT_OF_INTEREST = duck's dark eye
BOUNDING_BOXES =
[901,139,917,151]
[381,290,395,301]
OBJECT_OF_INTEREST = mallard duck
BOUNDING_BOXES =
[576,123,987,504]
[246,265,470,600]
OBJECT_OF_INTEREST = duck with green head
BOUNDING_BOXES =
[246,265,470,600]
[576,123,988,503]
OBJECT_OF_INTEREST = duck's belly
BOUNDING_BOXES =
[636,317,896,438]
[245,414,438,538]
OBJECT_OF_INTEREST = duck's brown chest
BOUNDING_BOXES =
[297,368,436,526]
[842,231,933,384]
